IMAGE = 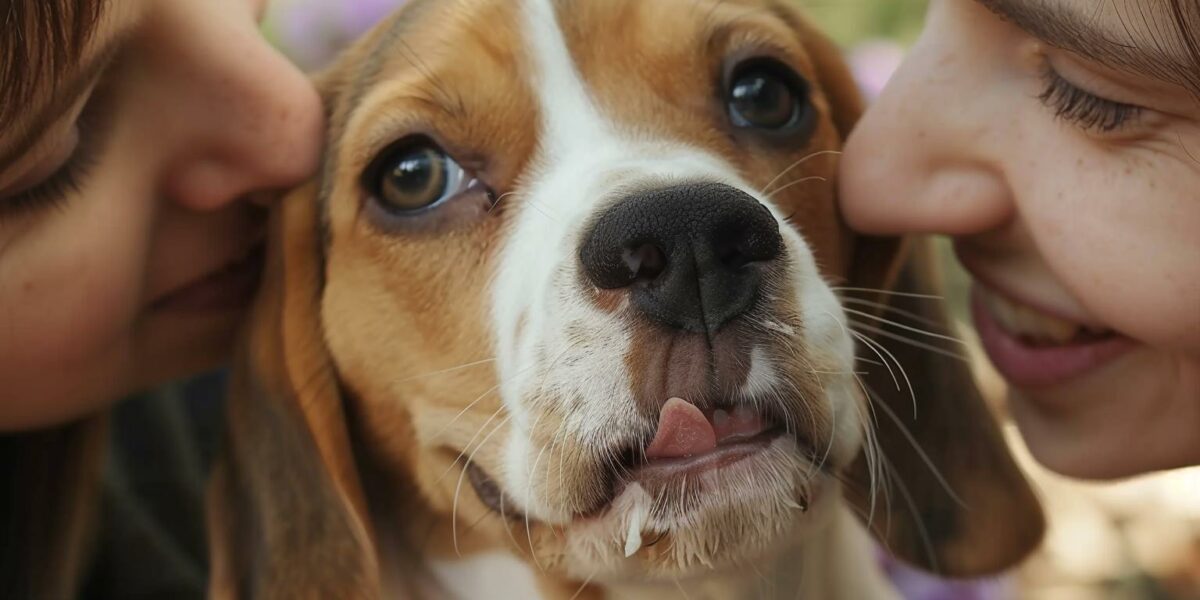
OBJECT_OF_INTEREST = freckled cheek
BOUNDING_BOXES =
[1021,179,1200,350]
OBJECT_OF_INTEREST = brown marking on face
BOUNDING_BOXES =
[589,287,625,314]
[622,322,752,412]
[553,0,847,436]
[555,0,849,278]
[317,0,540,512]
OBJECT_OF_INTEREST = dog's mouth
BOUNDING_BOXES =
[621,397,789,484]
[464,395,820,527]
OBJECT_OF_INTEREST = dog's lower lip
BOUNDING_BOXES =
[631,428,783,482]
[150,245,264,314]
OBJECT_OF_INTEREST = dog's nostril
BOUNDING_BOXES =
[623,243,668,283]
[579,182,783,334]
[715,237,749,270]
[713,226,778,270]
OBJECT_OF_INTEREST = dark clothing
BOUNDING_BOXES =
[79,372,227,600]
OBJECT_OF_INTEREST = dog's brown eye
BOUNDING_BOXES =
[366,141,468,214]
[726,60,812,135]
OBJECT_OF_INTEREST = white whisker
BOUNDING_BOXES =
[841,297,948,332]
[852,330,917,420]
[849,329,900,393]
[398,357,497,382]
[832,286,946,301]
[864,385,966,509]
[843,307,967,347]
[452,413,511,557]
[849,321,971,363]
[764,175,827,199]
[760,149,842,195]
[568,571,597,600]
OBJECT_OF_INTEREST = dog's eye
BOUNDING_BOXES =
[365,140,470,214]
[725,60,812,134]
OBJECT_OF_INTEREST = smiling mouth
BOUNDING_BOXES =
[977,286,1117,346]
[972,285,1136,388]
[150,244,265,314]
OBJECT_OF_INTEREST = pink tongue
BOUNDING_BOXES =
[645,398,718,460]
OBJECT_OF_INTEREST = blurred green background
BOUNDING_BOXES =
[803,0,928,45]
[264,0,931,71]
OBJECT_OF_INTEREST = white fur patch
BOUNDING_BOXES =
[742,345,781,399]
[489,0,868,557]
[428,552,541,600]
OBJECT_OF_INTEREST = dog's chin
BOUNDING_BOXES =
[468,433,829,582]
[564,435,824,581]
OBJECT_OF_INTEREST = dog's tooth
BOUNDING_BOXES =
[712,409,730,427]
[624,513,643,557]
[623,485,650,558]
[783,497,805,511]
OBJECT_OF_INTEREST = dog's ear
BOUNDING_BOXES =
[843,237,1045,576]
[207,183,382,599]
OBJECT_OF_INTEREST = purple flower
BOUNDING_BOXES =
[878,546,1017,600]
[272,0,408,69]
[848,40,906,101]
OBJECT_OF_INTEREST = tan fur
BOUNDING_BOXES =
[209,1,1043,598]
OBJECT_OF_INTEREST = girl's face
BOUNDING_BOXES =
[0,0,322,429]
[841,0,1200,478]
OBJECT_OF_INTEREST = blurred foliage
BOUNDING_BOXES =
[800,0,929,45]
[264,0,931,63]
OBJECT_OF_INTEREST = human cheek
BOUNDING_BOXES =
[7,200,149,370]
[1017,149,1200,351]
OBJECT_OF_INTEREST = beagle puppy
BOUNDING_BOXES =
[208,0,1044,598]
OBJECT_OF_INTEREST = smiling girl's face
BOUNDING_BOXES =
[841,0,1200,478]
[0,0,322,430]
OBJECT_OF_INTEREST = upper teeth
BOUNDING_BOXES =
[980,288,1089,345]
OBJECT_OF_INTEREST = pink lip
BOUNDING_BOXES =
[634,430,782,482]
[970,287,1135,389]
[150,246,264,314]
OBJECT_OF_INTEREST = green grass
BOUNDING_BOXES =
[799,0,929,45]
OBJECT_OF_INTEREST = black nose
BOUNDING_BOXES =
[579,182,783,334]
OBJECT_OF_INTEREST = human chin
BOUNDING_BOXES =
[1008,348,1200,479]
[131,309,245,389]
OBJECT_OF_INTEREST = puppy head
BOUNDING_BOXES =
[320,0,861,580]
[211,0,1042,594]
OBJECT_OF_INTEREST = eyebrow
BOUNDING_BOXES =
[976,0,1200,94]
[0,33,129,169]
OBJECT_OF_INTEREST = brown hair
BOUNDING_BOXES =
[1,4,108,599]
[0,420,107,599]
[1169,0,1200,96]
[0,0,105,128]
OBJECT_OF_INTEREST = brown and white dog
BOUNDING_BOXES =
[208,0,1044,598]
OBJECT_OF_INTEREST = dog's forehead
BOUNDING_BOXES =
[326,0,819,150]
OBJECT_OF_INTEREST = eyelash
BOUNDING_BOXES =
[1037,63,1144,133]
[0,90,112,221]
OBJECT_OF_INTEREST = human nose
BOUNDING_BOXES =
[157,6,323,212]
[838,19,1013,238]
